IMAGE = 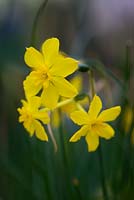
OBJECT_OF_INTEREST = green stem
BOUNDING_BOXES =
[47,123,58,153]
[42,98,74,113]
[58,109,74,199]
[89,69,109,200]
[76,103,85,112]
[56,98,74,109]
[59,109,68,167]
[31,0,48,46]
[89,70,95,98]
[98,143,108,200]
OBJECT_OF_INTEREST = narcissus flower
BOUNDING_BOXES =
[51,75,89,128]
[61,74,89,114]
[70,95,121,152]
[17,96,50,141]
[23,38,78,109]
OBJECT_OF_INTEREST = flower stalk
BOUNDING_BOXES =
[89,68,109,200]
[47,123,58,153]
[89,69,95,99]
[98,143,109,200]
[31,0,48,46]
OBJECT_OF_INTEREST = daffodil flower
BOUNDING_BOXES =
[23,38,78,109]
[51,75,89,128]
[70,95,121,152]
[61,74,89,114]
[17,96,50,141]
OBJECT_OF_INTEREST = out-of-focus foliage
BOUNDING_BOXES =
[0,0,134,200]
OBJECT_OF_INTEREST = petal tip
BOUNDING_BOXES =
[69,137,77,142]
[25,47,32,51]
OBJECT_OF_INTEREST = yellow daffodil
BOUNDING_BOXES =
[70,95,121,152]
[23,38,78,109]
[17,96,50,141]
[61,75,89,114]
[51,75,89,128]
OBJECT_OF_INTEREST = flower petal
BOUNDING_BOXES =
[70,111,89,125]
[42,38,59,67]
[41,83,59,109]
[93,123,115,139]
[34,120,48,141]
[24,47,44,69]
[88,95,102,120]
[85,131,99,152]
[23,72,42,97]
[28,96,41,111]
[52,77,78,98]
[35,110,50,124]
[97,106,121,122]
[50,57,78,77]
[69,125,89,142]
[23,119,35,137]
[70,75,82,92]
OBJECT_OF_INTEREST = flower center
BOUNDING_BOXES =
[22,109,33,122]
[91,123,97,128]
[41,69,51,81]
[42,72,48,80]
[91,120,102,129]
[25,113,32,120]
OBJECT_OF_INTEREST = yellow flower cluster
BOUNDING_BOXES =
[24,38,78,108]
[18,38,78,141]
[18,37,121,152]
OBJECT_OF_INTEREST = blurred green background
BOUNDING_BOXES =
[0,0,134,199]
